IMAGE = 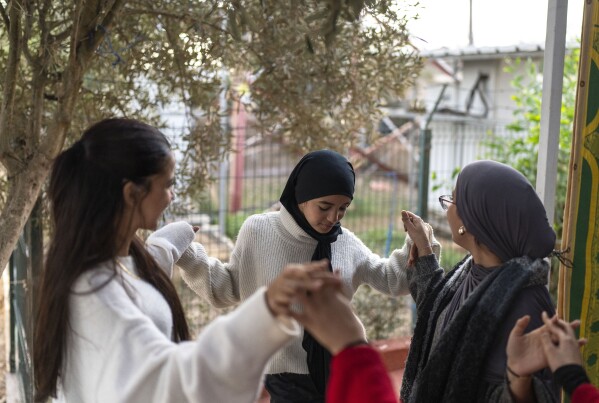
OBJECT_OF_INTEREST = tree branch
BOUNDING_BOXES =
[41,0,127,158]
[0,0,24,170]
[22,0,36,69]
[0,2,9,30]
[124,8,187,19]
[29,0,53,146]
[124,7,230,36]
[49,26,72,44]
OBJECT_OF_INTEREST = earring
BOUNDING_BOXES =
[458,226,466,235]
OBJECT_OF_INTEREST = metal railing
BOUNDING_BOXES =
[4,118,516,397]
[8,201,43,403]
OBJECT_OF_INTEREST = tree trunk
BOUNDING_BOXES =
[0,152,52,276]
[0,0,127,277]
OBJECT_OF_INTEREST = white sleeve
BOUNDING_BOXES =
[92,283,299,403]
[351,230,441,296]
[173,217,260,308]
[146,221,196,277]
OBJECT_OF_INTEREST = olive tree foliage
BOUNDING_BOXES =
[220,0,421,150]
[0,0,421,276]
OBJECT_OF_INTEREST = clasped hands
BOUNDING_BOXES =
[265,260,366,355]
[401,210,434,265]
[506,311,587,379]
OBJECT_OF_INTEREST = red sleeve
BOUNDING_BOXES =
[571,383,599,403]
[326,345,397,403]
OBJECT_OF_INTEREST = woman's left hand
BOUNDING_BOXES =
[506,315,548,377]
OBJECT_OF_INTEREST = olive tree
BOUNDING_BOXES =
[0,0,421,276]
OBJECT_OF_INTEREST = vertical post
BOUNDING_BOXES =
[417,128,432,221]
[418,84,448,220]
[218,11,230,237]
[8,254,15,373]
[384,173,399,257]
[536,0,568,226]
[218,70,229,237]
[229,99,247,213]
[468,0,474,46]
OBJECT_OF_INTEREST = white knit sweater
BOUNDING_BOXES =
[57,223,300,403]
[156,206,441,375]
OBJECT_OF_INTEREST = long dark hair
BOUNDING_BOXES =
[33,118,190,401]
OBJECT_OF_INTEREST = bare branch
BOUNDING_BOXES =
[93,0,127,48]
[29,0,54,146]
[124,7,230,36]
[41,0,127,158]
[0,0,24,170]
[49,26,72,44]
[22,0,35,66]
[0,2,9,30]
[124,8,187,19]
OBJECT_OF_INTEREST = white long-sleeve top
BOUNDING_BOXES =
[153,206,440,375]
[57,223,299,403]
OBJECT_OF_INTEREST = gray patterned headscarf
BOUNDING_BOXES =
[455,160,556,262]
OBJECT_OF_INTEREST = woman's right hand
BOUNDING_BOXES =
[401,210,433,264]
[540,312,586,372]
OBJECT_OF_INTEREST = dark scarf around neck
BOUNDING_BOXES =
[401,256,549,403]
[279,150,355,395]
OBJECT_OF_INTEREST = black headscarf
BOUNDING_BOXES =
[279,149,355,395]
[455,160,556,262]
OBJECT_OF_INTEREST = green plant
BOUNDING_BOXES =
[438,241,467,271]
[431,167,461,192]
[352,285,408,340]
[484,47,579,237]
[225,211,255,240]
[353,227,406,257]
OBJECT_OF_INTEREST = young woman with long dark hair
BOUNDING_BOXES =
[33,118,334,402]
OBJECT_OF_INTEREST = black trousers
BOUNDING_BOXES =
[264,373,324,403]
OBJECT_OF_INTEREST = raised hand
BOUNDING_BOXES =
[401,210,433,265]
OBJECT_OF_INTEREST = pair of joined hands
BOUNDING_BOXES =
[401,210,435,265]
[264,260,366,355]
[507,311,586,377]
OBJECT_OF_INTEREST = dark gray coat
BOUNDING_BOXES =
[400,255,558,403]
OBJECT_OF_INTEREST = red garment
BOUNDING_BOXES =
[327,345,397,403]
[572,383,599,403]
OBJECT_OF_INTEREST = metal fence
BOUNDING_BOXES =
[170,118,518,338]
[5,117,518,398]
[7,202,43,403]
[172,118,516,260]
[173,142,418,260]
